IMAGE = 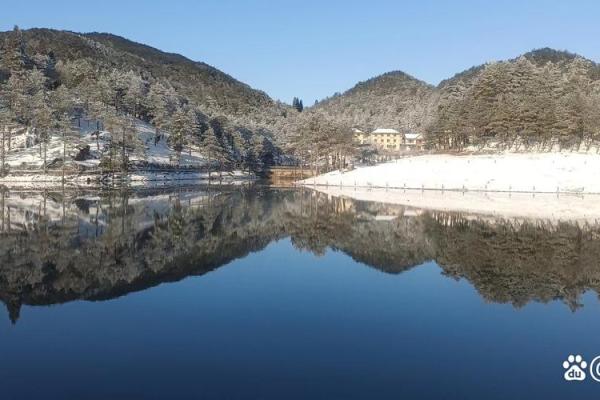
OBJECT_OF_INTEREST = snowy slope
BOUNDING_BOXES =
[4,119,208,170]
[301,153,600,194]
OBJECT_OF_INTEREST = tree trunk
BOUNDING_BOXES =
[122,128,127,173]
[1,127,5,176]
[208,153,212,180]
[62,131,66,186]
[1,191,4,232]
[109,144,114,179]
[43,139,47,174]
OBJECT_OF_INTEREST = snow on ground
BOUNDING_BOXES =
[123,120,207,167]
[0,118,236,188]
[301,153,600,193]
[6,135,72,168]
[4,118,208,170]
[126,170,254,188]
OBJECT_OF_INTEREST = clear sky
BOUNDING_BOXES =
[3,0,600,104]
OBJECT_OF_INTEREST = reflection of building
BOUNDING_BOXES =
[353,128,424,151]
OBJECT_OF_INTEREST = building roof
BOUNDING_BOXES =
[404,133,422,140]
[372,128,400,134]
[352,128,364,133]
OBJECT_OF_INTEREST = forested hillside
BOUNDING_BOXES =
[2,25,600,179]
[315,48,600,151]
[428,49,600,150]
[0,26,293,175]
[313,71,435,132]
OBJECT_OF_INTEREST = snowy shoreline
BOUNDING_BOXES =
[299,152,600,194]
[0,170,255,190]
[297,152,600,221]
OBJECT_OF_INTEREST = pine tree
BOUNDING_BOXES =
[34,100,52,173]
[123,71,146,118]
[50,85,74,183]
[108,69,129,112]
[147,82,170,145]
[231,130,247,168]
[252,135,267,171]
[100,108,126,173]
[169,107,194,166]
[0,97,13,176]
[0,26,27,78]
[292,97,304,112]
[202,127,228,179]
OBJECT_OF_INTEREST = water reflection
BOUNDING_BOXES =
[0,186,599,323]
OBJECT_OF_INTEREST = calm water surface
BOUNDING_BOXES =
[0,187,599,399]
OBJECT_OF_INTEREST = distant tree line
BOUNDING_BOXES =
[427,52,600,151]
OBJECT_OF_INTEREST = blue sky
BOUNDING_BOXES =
[3,0,600,104]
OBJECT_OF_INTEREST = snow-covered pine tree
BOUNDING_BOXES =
[147,81,170,146]
[0,100,13,176]
[251,135,267,172]
[50,85,75,183]
[169,107,195,167]
[202,127,229,179]
[231,129,247,169]
[0,26,27,79]
[123,71,147,118]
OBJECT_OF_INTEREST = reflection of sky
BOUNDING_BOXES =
[1,239,597,399]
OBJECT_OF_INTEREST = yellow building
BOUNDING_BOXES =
[369,128,404,151]
[353,128,424,152]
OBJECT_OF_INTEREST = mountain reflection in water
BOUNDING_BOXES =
[0,186,598,323]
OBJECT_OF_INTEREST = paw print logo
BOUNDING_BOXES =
[563,355,587,381]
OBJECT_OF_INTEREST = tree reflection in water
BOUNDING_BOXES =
[0,186,599,323]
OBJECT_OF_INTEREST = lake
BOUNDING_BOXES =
[0,187,599,399]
